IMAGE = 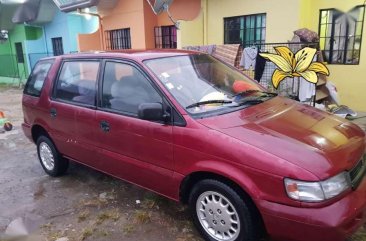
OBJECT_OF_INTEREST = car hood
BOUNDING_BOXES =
[197,97,366,179]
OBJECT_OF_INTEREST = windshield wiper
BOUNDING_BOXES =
[237,97,265,106]
[186,100,233,109]
[232,89,278,98]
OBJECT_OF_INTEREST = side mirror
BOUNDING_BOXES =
[138,103,170,122]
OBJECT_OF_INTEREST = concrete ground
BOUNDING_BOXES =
[0,87,365,241]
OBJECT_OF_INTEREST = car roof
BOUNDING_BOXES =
[53,49,199,62]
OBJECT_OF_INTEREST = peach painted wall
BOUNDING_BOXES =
[78,0,201,51]
[143,0,158,49]
[101,0,146,49]
[158,0,201,25]
[78,30,102,51]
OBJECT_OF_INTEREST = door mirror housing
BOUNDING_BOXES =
[138,103,170,122]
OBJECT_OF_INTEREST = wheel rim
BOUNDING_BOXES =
[39,142,55,171]
[196,191,241,241]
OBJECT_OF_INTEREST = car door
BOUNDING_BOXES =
[95,60,175,195]
[50,60,100,167]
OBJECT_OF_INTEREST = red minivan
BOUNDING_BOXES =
[22,50,366,241]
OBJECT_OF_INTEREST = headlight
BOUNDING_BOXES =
[284,172,351,202]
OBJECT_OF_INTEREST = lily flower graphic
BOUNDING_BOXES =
[259,47,330,89]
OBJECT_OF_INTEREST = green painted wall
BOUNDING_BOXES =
[0,25,41,83]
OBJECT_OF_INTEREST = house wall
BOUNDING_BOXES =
[178,0,302,47]
[299,0,366,111]
[0,25,29,82]
[78,0,201,50]
[78,30,102,51]
[43,10,98,54]
[100,0,146,49]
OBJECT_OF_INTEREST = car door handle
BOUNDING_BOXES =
[100,120,110,132]
[50,108,57,118]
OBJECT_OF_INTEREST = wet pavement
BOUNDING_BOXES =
[0,87,365,241]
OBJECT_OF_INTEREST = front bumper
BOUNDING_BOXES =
[258,177,366,241]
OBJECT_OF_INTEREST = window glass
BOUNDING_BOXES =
[319,6,365,65]
[24,60,54,96]
[102,62,162,115]
[15,42,24,63]
[105,28,131,50]
[224,13,266,47]
[145,54,264,115]
[154,25,177,49]
[52,37,64,56]
[55,61,99,105]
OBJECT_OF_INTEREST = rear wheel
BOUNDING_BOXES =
[36,136,69,177]
[189,179,259,241]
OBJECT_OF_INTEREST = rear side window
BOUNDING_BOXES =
[55,61,100,106]
[24,60,54,97]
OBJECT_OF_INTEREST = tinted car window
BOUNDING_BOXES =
[55,61,99,106]
[102,62,162,115]
[24,60,54,97]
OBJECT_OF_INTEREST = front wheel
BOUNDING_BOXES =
[189,179,260,241]
[36,136,69,177]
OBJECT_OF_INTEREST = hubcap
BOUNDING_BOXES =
[196,191,240,241]
[39,142,55,171]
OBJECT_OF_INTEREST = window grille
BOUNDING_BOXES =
[105,28,131,50]
[154,25,177,49]
[319,6,365,65]
[224,13,266,47]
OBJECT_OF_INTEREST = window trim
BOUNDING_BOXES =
[318,5,365,65]
[105,28,131,50]
[23,59,55,97]
[98,59,166,119]
[154,25,177,49]
[52,58,102,109]
[15,42,25,63]
[51,37,64,56]
[97,58,186,126]
[223,13,266,47]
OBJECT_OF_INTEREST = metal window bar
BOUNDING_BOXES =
[224,13,266,48]
[240,41,320,106]
[154,26,177,49]
[52,37,64,56]
[105,28,131,50]
[318,6,365,65]
[15,42,24,63]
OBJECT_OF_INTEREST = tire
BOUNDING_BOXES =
[36,135,69,177]
[189,179,260,241]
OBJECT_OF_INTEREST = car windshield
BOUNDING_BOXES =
[144,54,275,116]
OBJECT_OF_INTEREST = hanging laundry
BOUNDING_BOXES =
[254,51,266,82]
[298,78,316,102]
[239,46,258,70]
[258,61,276,89]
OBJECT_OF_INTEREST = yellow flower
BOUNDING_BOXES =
[259,47,330,89]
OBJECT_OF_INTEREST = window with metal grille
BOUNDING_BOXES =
[52,37,64,56]
[105,28,131,50]
[224,13,266,47]
[319,6,365,65]
[15,42,24,63]
[154,26,177,49]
